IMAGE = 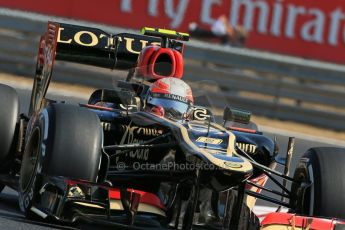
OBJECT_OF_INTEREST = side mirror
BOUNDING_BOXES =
[223,107,251,124]
[100,89,135,105]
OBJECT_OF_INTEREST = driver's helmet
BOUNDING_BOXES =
[145,77,193,119]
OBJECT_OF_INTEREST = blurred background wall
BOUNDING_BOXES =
[0,0,344,131]
[1,0,345,63]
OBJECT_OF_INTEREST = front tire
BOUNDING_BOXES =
[19,104,103,217]
[291,147,345,219]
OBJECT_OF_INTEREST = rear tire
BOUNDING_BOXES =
[291,147,345,219]
[0,84,19,163]
[19,104,102,217]
[0,84,19,193]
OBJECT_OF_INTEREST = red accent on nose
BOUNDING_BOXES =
[84,104,114,111]
[151,105,165,117]
[109,188,165,210]
[228,127,258,134]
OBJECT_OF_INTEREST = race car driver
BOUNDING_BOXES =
[144,77,194,119]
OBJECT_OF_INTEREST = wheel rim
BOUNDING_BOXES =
[20,128,40,192]
[291,167,311,215]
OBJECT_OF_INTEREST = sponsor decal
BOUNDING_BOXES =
[151,93,189,104]
[237,143,257,154]
[58,28,100,47]
[101,122,111,131]
[224,161,243,169]
[196,136,223,145]
[193,108,209,121]
[120,124,163,137]
[119,37,160,54]
[57,27,160,54]
[116,122,163,161]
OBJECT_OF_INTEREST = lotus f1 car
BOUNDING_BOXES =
[0,22,345,230]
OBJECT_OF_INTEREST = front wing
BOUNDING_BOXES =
[31,175,167,229]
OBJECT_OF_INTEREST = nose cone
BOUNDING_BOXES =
[208,155,253,191]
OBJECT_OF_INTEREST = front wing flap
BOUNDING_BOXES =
[261,212,345,230]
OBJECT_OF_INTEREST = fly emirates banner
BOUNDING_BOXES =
[2,0,345,64]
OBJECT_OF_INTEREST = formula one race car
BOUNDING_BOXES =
[0,22,345,230]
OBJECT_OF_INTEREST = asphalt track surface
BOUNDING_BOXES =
[0,87,342,229]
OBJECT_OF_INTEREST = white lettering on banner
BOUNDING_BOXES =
[228,0,338,44]
[285,5,306,39]
[201,0,222,24]
[228,0,335,44]
[300,9,325,44]
[230,0,269,34]
[148,0,159,16]
[270,0,283,37]
[121,0,132,12]
[329,8,345,46]
[119,0,345,47]
[120,0,194,28]
[165,0,190,28]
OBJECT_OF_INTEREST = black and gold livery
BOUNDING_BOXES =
[0,22,305,230]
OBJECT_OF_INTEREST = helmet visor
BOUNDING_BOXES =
[147,97,190,119]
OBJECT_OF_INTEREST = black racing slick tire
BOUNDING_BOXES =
[0,84,19,163]
[0,84,19,194]
[19,104,102,217]
[291,147,345,219]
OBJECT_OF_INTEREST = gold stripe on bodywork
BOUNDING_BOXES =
[136,113,253,173]
[185,120,235,156]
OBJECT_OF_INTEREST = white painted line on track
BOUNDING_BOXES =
[260,125,345,147]
[0,75,92,100]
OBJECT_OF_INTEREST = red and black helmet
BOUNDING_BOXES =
[145,77,193,119]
